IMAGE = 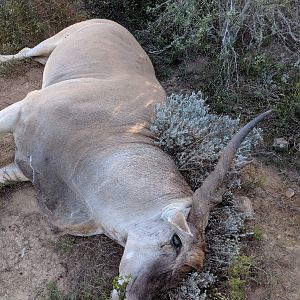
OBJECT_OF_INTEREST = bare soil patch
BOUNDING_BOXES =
[241,163,300,300]
[0,64,299,300]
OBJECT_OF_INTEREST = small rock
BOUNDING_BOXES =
[285,188,295,198]
[253,187,267,198]
[272,137,289,151]
[111,289,119,300]
[233,196,255,219]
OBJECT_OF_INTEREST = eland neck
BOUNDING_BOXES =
[67,143,193,245]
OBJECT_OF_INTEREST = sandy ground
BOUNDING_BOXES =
[0,65,299,300]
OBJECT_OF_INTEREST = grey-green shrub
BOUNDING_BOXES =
[151,92,262,190]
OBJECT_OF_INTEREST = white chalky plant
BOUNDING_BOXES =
[151,92,262,190]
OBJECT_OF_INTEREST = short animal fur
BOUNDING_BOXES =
[0,19,271,299]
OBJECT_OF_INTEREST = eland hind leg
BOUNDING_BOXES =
[0,19,107,65]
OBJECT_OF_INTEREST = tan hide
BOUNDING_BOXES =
[13,20,193,240]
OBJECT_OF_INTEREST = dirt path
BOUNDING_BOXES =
[0,66,299,300]
[240,163,300,300]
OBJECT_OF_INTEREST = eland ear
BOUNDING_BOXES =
[161,204,193,236]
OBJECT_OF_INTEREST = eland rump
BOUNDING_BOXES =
[0,19,271,299]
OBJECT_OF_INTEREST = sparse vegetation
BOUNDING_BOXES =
[58,236,76,253]
[252,228,263,241]
[144,0,299,82]
[112,275,133,300]
[0,59,39,77]
[55,235,122,300]
[151,92,262,190]
[44,282,69,300]
[228,255,255,300]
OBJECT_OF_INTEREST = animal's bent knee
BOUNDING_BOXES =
[0,101,23,133]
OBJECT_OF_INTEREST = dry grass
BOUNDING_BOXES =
[0,59,40,78]
[56,235,122,300]
[0,0,85,54]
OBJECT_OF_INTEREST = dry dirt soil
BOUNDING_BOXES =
[0,65,299,300]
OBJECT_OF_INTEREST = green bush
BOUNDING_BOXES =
[228,255,255,300]
[0,0,85,53]
[145,0,300,85]
[80,0,160,30]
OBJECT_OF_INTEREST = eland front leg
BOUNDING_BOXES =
[0,44,54,65]
[0,163,29,184]
[0,101,29,184]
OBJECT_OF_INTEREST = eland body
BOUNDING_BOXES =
[0,19,271,299]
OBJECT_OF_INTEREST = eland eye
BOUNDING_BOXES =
[171,234,182,249]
